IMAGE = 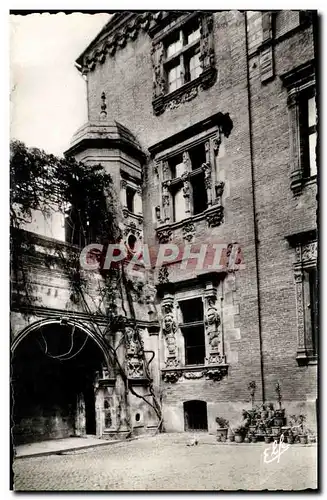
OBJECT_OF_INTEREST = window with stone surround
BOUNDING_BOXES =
[150,12,217,115]
[281,60,317,195]
[159,279,229,383]
[287,231,317,365]
[150,112,233,244]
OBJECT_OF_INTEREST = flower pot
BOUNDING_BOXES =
[299,435,308,445]
[234,433,243,443]
[287,435,294,444]
[271,426,280,436]
[275,409,285,417]
[264,436,271,443]
[251,435,257,443]
[216,428,228,442]
[273,417,285,427]
[244,436,250,443]
[228,435,235,442]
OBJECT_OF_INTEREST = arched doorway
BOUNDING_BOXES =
[183,400,208,431]
[11,320,110,445]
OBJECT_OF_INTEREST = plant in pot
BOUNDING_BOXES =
[242,408,257,433]
[216,417,229,442]
[267,402,275,419]
[233,424,246,443]
[228,429,235,442]
[298,414,308,444]
[250,431,257,443]
[260,404,268,420]
[264,428,272,444]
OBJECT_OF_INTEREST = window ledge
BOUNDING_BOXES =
[296,352,318,367]
[290,171,317,195]
[161,362,228,383]
[152,66,217,116]
[156,204,224,243]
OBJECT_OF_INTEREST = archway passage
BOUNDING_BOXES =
[184,400,208,431]
[11,322,107,445]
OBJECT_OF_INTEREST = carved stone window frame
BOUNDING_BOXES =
[287,231,317,366]
[150,12,217,115]
[158,274,229,383]
[281,60,317,195]
[149,112,233,242]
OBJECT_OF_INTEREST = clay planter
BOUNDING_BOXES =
[234,433,243,443]
[273,417,285,427]
[264,436,271,444]
[275,409,285,418]
[299,435,308,445]
[228,435,235,442]
[216,428,228,442]
[251,435,258,443]
[244,436,250,443]
[286,435,294,444]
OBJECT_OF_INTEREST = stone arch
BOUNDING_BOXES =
[11,317,111,372]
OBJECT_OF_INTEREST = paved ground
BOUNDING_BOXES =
[12,433,317,491]
[15,435,115,458]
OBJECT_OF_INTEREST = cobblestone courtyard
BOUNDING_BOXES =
[13,433,317,491]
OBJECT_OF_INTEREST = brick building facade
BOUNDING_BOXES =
[11,11,318,444]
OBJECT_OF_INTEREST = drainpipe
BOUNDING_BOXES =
[243,12,265,403]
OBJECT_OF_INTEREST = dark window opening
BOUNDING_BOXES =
[127,234,137,251]
[191,172,207,215]
[171,182,183,222]
[189,143,206,170]
[180,298,205,365]
[126,187,135,213]
[135,412,140,422]
[180,298,203,323]
[303,267,318,357]
[184,400,208,431]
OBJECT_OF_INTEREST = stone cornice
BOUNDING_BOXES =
[76,11,184,75]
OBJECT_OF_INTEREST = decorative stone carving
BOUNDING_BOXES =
[100,91,107,119]
[183,371,205,379]
[127,356,144,378]
[125,326,144,378]
[182,221,195,242]
[215,181,225,199]
[162,371,181,383]
[151,41,166,99]
[165,356,179,368]
[206,206,224,227]
[157,228,172,243]
[205,366,228,381]
[162,182,171,223]
[155,205,161,221]
[158,265,169,284]
[207,353,226,365]
[205,299,221,352]
[163,86,199,113]
[302,242,317,263]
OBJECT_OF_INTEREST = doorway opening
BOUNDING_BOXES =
[11,322,107,445]
[183,400,208,431]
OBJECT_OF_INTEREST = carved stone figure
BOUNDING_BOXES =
[205,300,221,351]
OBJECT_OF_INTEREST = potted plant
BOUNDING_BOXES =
[250,432,258,443]
[286,427,295,444]
[298,414,308,444]
[260,404,268,420]
[267,403,275,419]
[234,424,246,443]
[264,430,272,444]
[244,433,250,443]
[242,408,257,433]
[216,417,229,442]
[228,429,235,442]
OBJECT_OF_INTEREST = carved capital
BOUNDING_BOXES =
[162,370,181,383]
[206,206,224,227]
[157,228,172,243]
[182,221,195,242]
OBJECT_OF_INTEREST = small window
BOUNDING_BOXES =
[126,187,135,213]
[191,171,207,215]
[169,154,184,179]
[167,62,182,93]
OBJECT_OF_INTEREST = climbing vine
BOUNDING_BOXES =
[10,140,163,433]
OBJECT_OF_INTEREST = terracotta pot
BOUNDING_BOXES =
[251,435,257,443]
[299,435,308,444]
[249,425,256,433]
[244,436,250,443]
[287,435,294,444]
[216,428,228,442]
[264,436,271,443]
[234,433,243,443]
[228,435,235,442]
[274,417,284,427]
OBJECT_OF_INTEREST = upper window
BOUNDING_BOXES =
[179,298,205,365]
[126,186,136,213]
[281,60,317,195]
[151,13,217,115]
[164,19,202,94]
